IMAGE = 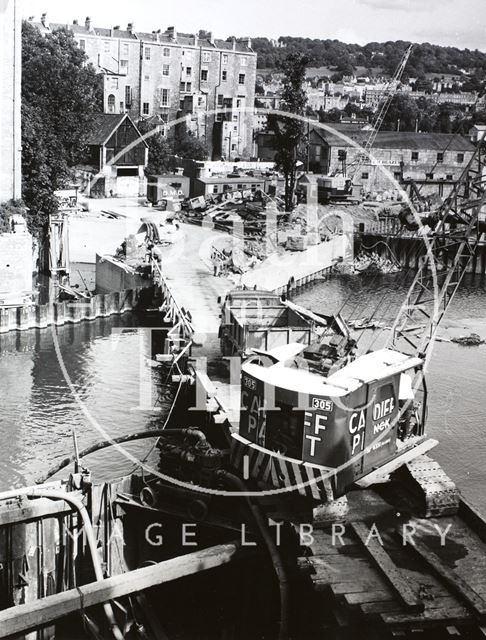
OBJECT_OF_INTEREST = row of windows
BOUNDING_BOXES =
[79,39,251,66]
[211,182,261,194]
[361,171,456,181]
[411,151,464,163]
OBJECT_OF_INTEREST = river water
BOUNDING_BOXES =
[0,274,485,512]
[0,314,171,489]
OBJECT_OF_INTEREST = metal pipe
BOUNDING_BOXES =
[217,471,289,640]
[37,428,208,483]
[0,487,124,640]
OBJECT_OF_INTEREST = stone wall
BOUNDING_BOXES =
[0,233,33,305]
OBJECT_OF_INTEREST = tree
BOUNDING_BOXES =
[173,125,209,160]
[21,22,102,242]
[269,52,309,211]
[137,119,177,174]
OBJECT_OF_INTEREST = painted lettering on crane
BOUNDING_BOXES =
[349,410,366,456]
[372,397,395,435]
[305,398,334,458]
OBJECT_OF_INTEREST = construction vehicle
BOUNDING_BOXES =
[231,137,486,517]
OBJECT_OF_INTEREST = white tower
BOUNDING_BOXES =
[0,0,22,202]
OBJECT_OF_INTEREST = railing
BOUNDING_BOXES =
[151,259,194,356]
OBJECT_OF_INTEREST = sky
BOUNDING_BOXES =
[20,0,486,50]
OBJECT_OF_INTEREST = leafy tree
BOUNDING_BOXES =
[137,119,177,174]
[269,53,309,211]
[21,21,102,241]
[173,125,209,160]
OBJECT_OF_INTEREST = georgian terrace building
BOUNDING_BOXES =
[31,16,257,160]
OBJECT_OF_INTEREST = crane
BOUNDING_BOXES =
[347,44,414,181]
[232,137,486,516]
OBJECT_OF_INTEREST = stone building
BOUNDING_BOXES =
[309,128,475,196]
[31,17,257,160]
[0,0,21,202]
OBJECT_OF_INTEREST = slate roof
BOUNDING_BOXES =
[312,127,475,152]
[87,113,148,149]
[31,21,254,52]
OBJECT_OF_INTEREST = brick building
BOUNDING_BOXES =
[309,128,475,196]
[0,0,21,202]
[32,17,257,160]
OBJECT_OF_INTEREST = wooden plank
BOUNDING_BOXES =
[344,590,396,606]
[330,581,388,595]
[406,534,486,619]
[382,606,472,628]
[0,498,73,526]
[351,521,424,613]
[360,602,404,617]
[0,543,251,638]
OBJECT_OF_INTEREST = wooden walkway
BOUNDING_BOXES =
[297,487,486,639]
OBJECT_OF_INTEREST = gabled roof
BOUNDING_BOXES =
[87,113,148,147]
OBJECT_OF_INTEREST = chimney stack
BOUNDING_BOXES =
[166,26,177,42]
[85,16,91,31]
[127,22,134,34]
[73,19,78,25]
[40,13,48,27]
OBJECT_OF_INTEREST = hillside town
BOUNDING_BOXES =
[2,0,486,638]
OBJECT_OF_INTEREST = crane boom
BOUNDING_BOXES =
[348,45,414,180]
[387,138,486,359]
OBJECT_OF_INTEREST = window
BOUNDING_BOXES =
[361,172,369,179]
[120,60,128,69]
[240,56,247,66]
[222,54,228,64]
[426,172,434,180]
[233,125,238,131]
[446,174,453,180]
[144,74,150,81]
[79,39,86,50]
[238,73,245,85]
[198,97,204,106]
[222,70,227,81]
[217,94,224,106]
[202,51,211,62]
[145,47,151,60]
[107,94,116,113]
[231,143,237,151]
[457,153,464,163]
[201,69,208,82]
[112,78,119,89]
[394,171,402,180]
[142,102,150,115]
[411,151,419,161]
[437,152,444,163]
[104,41,110,53]
[162,64,170,76]
[186,82,192,92]
[236,99,241,107]
[163,47,170,57]
[185,67,191,76]
[125,85,132,107]
[212,185,219,194]
[216,113,223,122]
[161,88,169,106]
[180,82,186,92]
[160,113,169,124]
[123,44,129,55]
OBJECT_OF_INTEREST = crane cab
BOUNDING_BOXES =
[231,346,424,501]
